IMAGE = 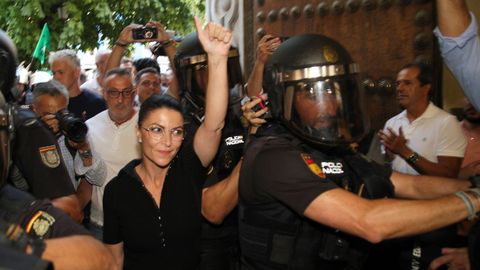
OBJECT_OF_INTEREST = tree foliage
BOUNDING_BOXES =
[0,0,204,64]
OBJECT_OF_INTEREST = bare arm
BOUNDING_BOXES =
[246,35,281,96]
[105,243,124,270]
[378,127,463,178]
[436,0,471,37]
[75,178,92,209]
[304,188,478,243]
[106,24,140,74]
[193,17,232,166]
[202,161,242,224]
[51,195,83,224]
[390,171,471,199]
[42,235,119,270]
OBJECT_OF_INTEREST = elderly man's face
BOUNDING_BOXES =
[51,59,79,93]
[103,74,136,125]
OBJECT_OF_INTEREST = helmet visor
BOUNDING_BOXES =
[285,77,368,145]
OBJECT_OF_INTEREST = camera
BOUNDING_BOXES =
[55,109,88,143]
[132,26,158,40]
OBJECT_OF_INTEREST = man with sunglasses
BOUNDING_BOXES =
[83,68,141,239]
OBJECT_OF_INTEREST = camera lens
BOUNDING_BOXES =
[145,31,153,39]
[56,110,88,143]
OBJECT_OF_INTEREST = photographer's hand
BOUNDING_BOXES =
[40,113,60,134]
[116,24,142,46]
[145,21,170,43]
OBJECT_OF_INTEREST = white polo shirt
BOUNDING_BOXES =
[86,110,141,226]
[384,102,466,175]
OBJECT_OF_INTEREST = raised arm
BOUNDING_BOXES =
[106,24,140,74]
[193,17,232,166]
[436,0,471,37]
[246,34,281,97]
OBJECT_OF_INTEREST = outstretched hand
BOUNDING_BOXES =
[194,16,232,58]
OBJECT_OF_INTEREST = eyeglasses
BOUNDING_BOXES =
[141,125,185,142]
[106,89,135,98]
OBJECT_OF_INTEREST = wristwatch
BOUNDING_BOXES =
[406,152,419,164]
[78,149,92,159]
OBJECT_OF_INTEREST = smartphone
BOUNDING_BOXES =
[132,26,158,40]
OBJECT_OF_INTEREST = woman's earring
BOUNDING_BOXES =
[138,138,142,143]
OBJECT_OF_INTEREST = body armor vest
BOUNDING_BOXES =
[239,135,393,270]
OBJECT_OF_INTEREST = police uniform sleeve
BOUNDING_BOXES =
[253,146,339,216]
[102,178,122,244]
[11,108,75,199]
[22,199,90,239]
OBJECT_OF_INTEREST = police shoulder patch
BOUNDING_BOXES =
[39,145,61,168]
[26,210,55,238]
[300,153,325,178]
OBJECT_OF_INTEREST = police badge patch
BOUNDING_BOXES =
[300,153,325,178]
[39,145,61,168]
[25,211,55,238]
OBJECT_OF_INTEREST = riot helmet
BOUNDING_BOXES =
[174,32,244,116]
[264,34,370,150]
[0,29,17,184]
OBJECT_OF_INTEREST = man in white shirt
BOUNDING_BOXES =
[375,62,467,269]
[379,62,466,178]
[85,68,141,239]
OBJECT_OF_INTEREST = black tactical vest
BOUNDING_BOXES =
[239,135,394,270]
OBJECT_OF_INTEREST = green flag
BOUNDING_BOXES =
[32,23,51,65]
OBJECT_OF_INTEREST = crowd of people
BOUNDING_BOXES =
[0,0,479,269]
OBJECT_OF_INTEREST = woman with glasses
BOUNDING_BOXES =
[102,18,232,270]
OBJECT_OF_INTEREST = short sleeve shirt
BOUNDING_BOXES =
[383,103,466,175]
[240,136,340,216]
[103,138,207,270]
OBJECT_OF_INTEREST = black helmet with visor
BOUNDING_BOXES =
[263,34,370,150]
[174,32,244,122]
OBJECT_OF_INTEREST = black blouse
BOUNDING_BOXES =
[103,138,207,270]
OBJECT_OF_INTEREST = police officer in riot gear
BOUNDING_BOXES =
[175,32,246,270]
[238,34,480,270]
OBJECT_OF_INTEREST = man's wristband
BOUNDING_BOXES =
[406,151,419,164]
[455,191,477,220]
[115,40,128,47]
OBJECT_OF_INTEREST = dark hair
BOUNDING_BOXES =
[138,94,183,125]
[400,62,433,86]
[134,67,160,85]
[133,58,160,74]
